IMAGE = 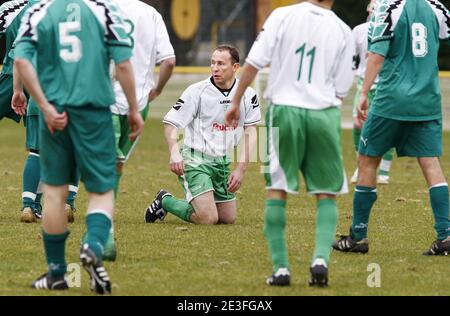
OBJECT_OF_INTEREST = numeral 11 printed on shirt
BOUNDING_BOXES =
[295,43,316,84]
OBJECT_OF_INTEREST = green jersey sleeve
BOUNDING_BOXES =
[0,0,29,38]
[368,0,406,56]
[435,1,450,44]
[14,6,38,62]
[14,39,36,62]
[103,1,132,64]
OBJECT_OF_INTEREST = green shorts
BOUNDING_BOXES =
[352,78,377,118]
[26,115,39,151]
[264,104,348,195]
[0,73,21,123]
[113,105,149,162]
[178,147,235,203]
[40,106,116,193]
[359,112,442,157]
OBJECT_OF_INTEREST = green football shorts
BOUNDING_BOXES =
[113,105,149,163]
[359,112,442,158]
[0,73,21,123]
[178,146,235,203]
[39,105,116,193]
[26,115,39,151]
[264,104,348,195]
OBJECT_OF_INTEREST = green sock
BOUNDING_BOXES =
[379,148,394,176]
[67,171,79,207]
[161,196,194,222]
[264,199,289,271]
[86,212,112,258]
[35,192,43,212]
[67,184,78,208]
[353,128,361,152]
[313,199,338,265]
[22,153,40,210]
[43,230,70,279]
[352,186,377,241]
[114,173,122,198]
[429,185,450,240]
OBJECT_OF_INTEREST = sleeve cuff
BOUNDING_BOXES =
[163,119,181,128]
[156,54,176,64]
[244,120,261,126]
[368,47,387,58]
[246,58,265,70]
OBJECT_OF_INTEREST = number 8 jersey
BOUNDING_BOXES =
[246,2,354,110]
[368,0,450,121]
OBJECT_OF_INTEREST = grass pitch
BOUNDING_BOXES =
[0,78,449,296]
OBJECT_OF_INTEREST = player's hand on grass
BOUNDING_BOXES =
[225,103,240,128]
[228,168,244,193]
[169,150,184,176]
[128,110,144,141]
[11,91,28,116]
[357,92,369,124]
[42,104,67,134]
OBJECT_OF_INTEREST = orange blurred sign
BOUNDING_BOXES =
[171,0,200,40]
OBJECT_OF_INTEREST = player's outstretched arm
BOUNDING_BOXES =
[358,52,384,123]
[149,57,176,103]
[11,65,27,116]
[115,60,144,141]
[226,63,259,127]
[14,58,67,134]
[228,125,258,193]
[164,123,184,176]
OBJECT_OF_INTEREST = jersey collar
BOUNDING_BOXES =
[210,77,236,97]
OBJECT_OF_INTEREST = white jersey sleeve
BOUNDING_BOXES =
[352,27,361,71]
[246,7,286,70]
[112,0,175,114]
[243,88,261,126]
[163,84,200,129]
[154,12,175,63]
[334,24,355,98]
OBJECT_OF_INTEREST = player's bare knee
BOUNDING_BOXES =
[359,155,380,166]
[418,157,439,170]
[196,213,219,225]
[219,215,236,225]
[218,208,237,224]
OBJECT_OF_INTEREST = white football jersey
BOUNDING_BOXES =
[164,77,261,157]
[353,21,379,85]
[353,22,369,79]
[247,2,354,110]
[111,0,175,114]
